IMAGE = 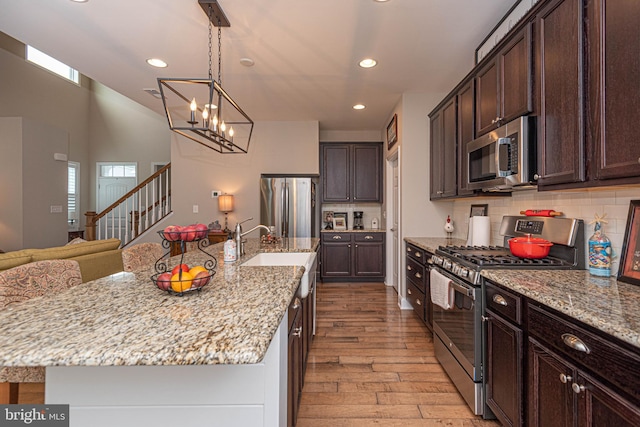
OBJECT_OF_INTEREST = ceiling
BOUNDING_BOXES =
[0,0,517,131]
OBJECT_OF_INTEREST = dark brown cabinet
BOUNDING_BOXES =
[405,243,433,330]
[287,294,303,427]
[320,143,382,203]
[485,283,524,427]
[321,232,385,281]
[535,0,585,187]
[586,0,640,182]
[475,23,533,136]
[527,303,640,427]
[456,79,475,196]
[429,97,457,200]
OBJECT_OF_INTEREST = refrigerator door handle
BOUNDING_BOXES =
[280,183,286,237]
[284,183,290,237]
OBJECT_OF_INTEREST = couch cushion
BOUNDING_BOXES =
[0,250,33,271]
[72,249,124,283]
[30,238,122,262]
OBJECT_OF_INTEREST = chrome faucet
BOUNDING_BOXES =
[235,218,271,256]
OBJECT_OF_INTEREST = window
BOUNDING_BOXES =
[26,45,79,84]
[100,164,137,178]
[68,161,80,225]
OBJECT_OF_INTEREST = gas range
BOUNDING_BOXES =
[431,216,585,286]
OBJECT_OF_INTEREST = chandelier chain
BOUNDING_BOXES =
[207,6,213,80]
[217,21,222,84]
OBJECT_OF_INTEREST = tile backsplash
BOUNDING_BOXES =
[321,203,382,230]
[450,186,640,276]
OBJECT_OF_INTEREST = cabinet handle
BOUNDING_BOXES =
[407,288,412,295]
[407,247,412,253]
[437,190,444,194]
[292,298,301,310]
[492,294,508,306]
[416,298,422,306]
[332,235,342,240]
[348,244,351,248]
[534,173,541,180]
[559,373,573,384]
[365,235,374,240]
[407,265,413,271]
[293,326,303,337]
[561,334,591,354]
[482,315,491,322]
[571,383,585,394]
[415,273,422,279]
[355,244,358,248]
[416,252,422,258]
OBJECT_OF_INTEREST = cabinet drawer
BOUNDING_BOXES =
[528,303,640,403]
[321,232,351,242]
[407,282,426,322]
[485,281,522,325]
[406,244,427,265]
[354,232,384,243]
[406,258,426,290]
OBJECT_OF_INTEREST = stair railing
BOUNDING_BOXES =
[85,163,171,246]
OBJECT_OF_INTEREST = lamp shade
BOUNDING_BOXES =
[218,194,234,213]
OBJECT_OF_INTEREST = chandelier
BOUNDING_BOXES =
[158,0,254,154]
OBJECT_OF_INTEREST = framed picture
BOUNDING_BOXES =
[333,212,348,230]
[387,114,398,150]
[333,217,347,231]
[470,204,488,217]
[618,200,640,286]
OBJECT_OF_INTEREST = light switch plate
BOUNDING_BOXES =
[50,205,63,213]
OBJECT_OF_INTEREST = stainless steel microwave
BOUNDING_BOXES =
[466,116,536,191]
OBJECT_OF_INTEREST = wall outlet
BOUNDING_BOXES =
[211,190,221,198]
[193,205,199,214]
[50,205,63,213]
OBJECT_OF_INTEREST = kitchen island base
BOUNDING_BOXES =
[45,319,287,427]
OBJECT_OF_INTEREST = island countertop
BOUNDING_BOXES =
[0,238,319,367]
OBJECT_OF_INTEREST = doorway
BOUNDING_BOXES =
[385,150,400,296]
[96,162,137,237]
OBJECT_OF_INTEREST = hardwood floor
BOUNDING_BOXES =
[297,282,499,427]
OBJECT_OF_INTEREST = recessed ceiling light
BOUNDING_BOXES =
[353,104,366,110]
[239,58,255,67]
[146,58,168,68]
[373,0,390,2]
[70,0,89,3]
[359,58,377,68]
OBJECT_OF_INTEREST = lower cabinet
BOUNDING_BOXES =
[485,280,640,427]
[321,232,385,281]
[405,243,433,330]
[287,294,303,427]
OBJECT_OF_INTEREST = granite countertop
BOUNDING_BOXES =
[482,269,640,349]
[0,238,319,367]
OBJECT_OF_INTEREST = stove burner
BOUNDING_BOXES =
[437,245,567,267]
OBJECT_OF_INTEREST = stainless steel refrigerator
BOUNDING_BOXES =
[260,175,319,238]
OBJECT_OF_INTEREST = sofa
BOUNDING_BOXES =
[0,238,124,283]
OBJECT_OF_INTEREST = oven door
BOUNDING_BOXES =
[431,267,482,382]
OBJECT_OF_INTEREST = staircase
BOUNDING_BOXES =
[85,164,171,246]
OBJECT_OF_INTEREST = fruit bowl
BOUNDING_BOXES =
[151,268,216,296]
[159,223,210,242]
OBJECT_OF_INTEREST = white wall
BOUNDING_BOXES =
[0,118,68,250]
[169,121,319,230]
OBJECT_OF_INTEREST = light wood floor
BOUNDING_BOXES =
[297,282,500,427]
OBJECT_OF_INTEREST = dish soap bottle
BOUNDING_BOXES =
[588,213,611,277]
[224,233,237,263]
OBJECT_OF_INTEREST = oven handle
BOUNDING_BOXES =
[432,266,475,300]
[449,280,474,299]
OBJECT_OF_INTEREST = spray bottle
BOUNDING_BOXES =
[588,213,612,277]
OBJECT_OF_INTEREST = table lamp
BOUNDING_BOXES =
[218,194,234,233]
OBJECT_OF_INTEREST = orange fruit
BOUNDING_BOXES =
[189,265,208,277]
[170,271,193,292]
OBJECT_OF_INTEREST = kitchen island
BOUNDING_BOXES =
[0,238,319,427]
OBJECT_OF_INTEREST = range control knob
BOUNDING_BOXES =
[459,267,469,278]
[443,259,452,270]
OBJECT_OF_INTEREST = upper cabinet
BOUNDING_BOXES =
[535,0,585,187]
[475,23,533,136]
[586,0,640,182]
[456,79,476,197]
[321,142,382,203]
[430,97,457,200]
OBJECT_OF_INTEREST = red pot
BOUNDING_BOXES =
[508,236,553,259]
